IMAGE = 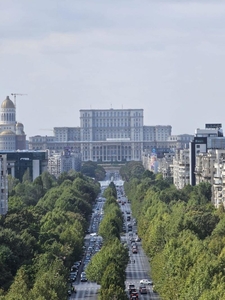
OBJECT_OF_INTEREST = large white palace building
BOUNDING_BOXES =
[29,108,172,162]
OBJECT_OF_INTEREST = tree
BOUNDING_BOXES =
[7,175,19,196]
[30,269,67,300]
[101,263,124,289]
[99,284,128,300]
[86,239,128,284]
[182,208,219,239]
[4,267,30,300]
[80,161,105,180]
[120,161,145,181]
[22,168,31,183]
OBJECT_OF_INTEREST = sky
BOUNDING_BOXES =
[1,0,225,138]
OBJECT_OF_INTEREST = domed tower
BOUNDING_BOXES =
[16,122,25,135]
[1,96,16,125]
[16,122,26,150]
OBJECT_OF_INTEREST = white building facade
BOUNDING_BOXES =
[29,108,172,162]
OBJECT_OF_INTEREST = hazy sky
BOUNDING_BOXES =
[1,0,225,138]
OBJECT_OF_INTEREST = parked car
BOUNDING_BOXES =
[80,276,88,282]
[81,272,86,278]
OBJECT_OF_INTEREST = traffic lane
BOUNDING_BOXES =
[126,255,159,300]
[70,281,99,299]
[124,207,160,299]
[68,195,104,299]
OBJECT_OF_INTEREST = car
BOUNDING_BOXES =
[90,232,97,236]
[80,276,88,282]
[69,275,76,282]
[71,265,78,272]
[130,290,139,299]
[139,285,147,294]
[140,279,153,285]
[81,272,86,278]
[130,295,138,299]
[128,283,135,294]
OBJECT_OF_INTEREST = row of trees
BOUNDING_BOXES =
[86,182,129,300]
[122,161,225,299]
[0,170,100,300]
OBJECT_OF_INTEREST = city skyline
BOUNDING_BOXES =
[1,1,225,138]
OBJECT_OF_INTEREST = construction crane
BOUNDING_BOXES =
[11,93,27,108]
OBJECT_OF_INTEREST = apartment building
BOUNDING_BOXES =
[158,152,175,179]
[190,123,225,185]
[172,149,190,189]
[47,149,82,178]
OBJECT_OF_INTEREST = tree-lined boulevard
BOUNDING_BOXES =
[1,160,225,299]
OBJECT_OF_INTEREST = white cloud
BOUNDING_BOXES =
[0,0,225,137]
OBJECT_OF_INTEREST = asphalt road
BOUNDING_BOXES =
[69,179,160,300]
[121,200,160,300]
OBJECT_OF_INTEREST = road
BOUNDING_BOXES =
[120,197,160,300]
[69,177,160,299]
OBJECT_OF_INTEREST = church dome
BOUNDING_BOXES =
[0,130,16,135]
[16,122,24,127]
[1,96,15,109]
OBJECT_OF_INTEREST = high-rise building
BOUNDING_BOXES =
[189,123,225,185]
[0,150,48,182]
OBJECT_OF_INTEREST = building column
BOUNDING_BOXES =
[89,143,93,161]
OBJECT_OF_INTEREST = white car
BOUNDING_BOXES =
[140,279,153,285]
[90,232,97,236]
